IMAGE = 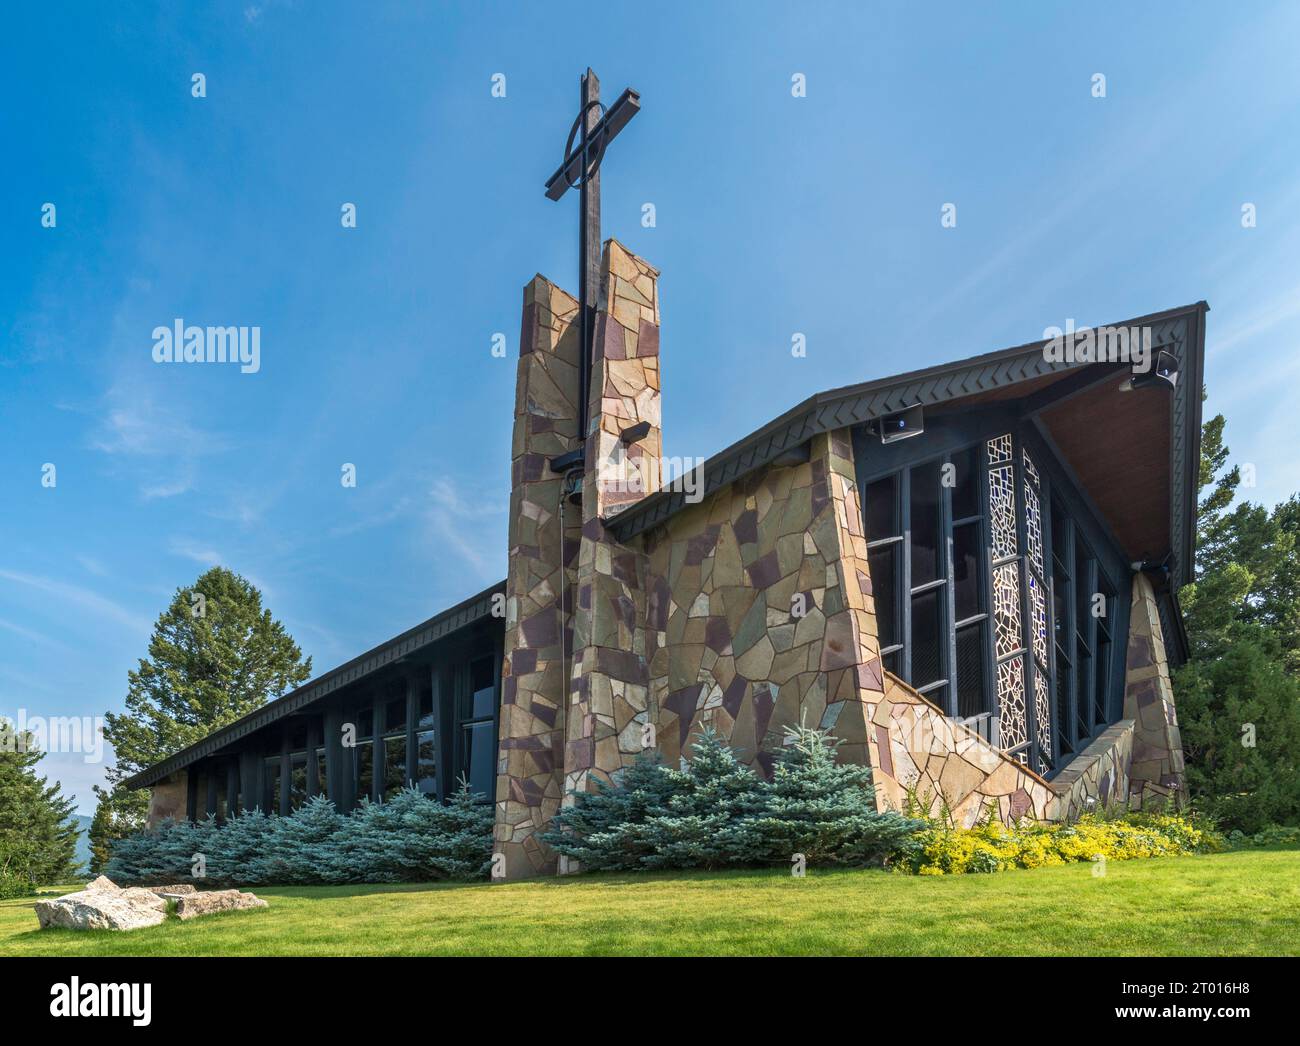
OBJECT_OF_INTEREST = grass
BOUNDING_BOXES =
[3,847,1298,956]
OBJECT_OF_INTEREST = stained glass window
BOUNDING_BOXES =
[987,434,1029,759]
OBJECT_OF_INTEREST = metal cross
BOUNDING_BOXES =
[544,68,641,445]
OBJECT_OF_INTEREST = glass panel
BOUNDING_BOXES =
[988,464,1017,560]
[1023,452,1044,576]
[1054,663,1074,756]
[262,758,280,815]
[418,689,435,729]
[1094,635,1111,727]
[993,561,1022,659]
[864,474,899,542]
[315,747,327,795]
[353,708,373,741]
[383,735,407,799]
[950,446,979,521]
[910,587,943,688]
[909,460,942,587]
[354,744,373,803]
[955,622,986,718]
[1028,572,1048,665]
[1051,499,1068,565]
[416,730,437,795]
[215,776,227,821]
[987,433,1012,466]
[1075,637,1091,740]
[462,721,495,799]
[882,649,901,677]
[386,697,407,733]
[996,654,1027,754]
[289,752,307,811]
[867,545,898,649]
[952,522,981,621]
[1052,563,1068,643]
[463,658,496,720]
[1033,669,1052,767]
[1075,544,1092,626]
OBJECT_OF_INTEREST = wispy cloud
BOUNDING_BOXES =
[87,384,231,501]
[423,477,505,575]
[0,568,151,635]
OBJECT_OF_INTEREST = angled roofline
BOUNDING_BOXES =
[125,579,506,790]
[608,302,1209,592]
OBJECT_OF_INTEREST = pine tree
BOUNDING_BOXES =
[1174,401,1300,829]
[91,567,312,869]
[637,729,764,870]
[725,723,923,866]
[541,749,682,870]
[251,795,343,884]
[0,722,79,896]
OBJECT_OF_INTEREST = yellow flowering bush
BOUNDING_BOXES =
[897,813,1223,876]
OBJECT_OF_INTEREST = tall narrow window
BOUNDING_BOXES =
[987,434,1028,762]
[415,688,437,796]
[457,657,497,799]
[382,696,408,800]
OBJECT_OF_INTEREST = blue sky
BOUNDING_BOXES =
[3,1,1299,812]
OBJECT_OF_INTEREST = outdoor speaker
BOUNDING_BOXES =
[879,405,925,444]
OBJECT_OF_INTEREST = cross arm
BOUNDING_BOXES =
[544,88,641,201]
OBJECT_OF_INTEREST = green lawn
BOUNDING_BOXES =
[4,848,1298,956]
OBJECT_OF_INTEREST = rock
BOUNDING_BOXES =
[35,877,167,932]
[143,884,198,897]
[174,889,268,921]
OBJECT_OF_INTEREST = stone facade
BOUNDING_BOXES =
[146,771,188,827]
[1122,572,1185,809]
[495,239,1186,877]
[494,275,583,878]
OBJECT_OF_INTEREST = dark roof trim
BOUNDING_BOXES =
[607,302,1208,591]
[126,579,506,790]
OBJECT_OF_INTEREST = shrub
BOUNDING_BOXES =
[895,813,1225,876]
[104,784,492,886]
[543,726,924,872]
[1224,824,1300,849]
[0,869,36,900]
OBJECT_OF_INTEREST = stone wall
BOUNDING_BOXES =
[866,674,1056,825]
[494,274,583,878]
[640,429,884,772]
[491,239,1188,877]
[1122,572,1185,809]
[146,771,187,827]
[565,241,663,799]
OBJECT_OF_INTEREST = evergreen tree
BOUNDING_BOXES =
[636,729,765,870]
[541,749,683,871]
[723,723,923,866]
[204,807,277,886]
[0,722,79,896]
[1174,397,1300,829]
[250,795,343,884]
[91,567,312,869]
[1177,640,1300,832]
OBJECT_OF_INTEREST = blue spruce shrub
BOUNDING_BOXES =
[545,725,924,872]
[725,723,924,866]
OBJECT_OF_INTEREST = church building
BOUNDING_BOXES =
[128,79,1204,880]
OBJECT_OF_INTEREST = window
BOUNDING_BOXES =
[379,695,409,801]
[860,423,1125,777]
[289,751,308,811]
[457,657,497,798]
[863,447,987,718]
[262,756,280,814]
[351,706,373,804]
[416,688,437,796]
